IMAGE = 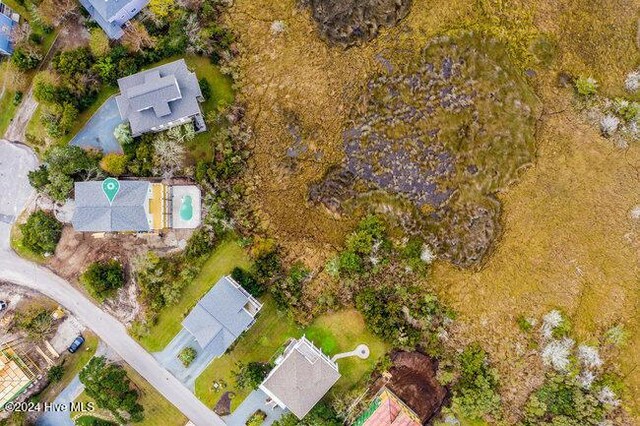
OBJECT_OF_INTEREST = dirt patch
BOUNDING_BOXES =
[304,0,413,47]
[214,391,233,416]
[371,351,447,423]
[47,226,193,323]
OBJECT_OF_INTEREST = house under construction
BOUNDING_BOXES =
[0,346,37,407]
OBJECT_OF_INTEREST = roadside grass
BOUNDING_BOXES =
[137,239,251,352]
[73,365,187,426]
[194,296,303,411]
[195,308,388,411]
[0,86,18,136]
[38,333,99,403]
[9,215,47,264]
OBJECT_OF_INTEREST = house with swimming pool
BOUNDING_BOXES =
[71,180,201,233]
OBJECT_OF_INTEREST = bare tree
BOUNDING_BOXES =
[10,22,31,46]
[153,133,186,178]
[2,62,28,92]
[122,21,155,53]
[37,0,79,26]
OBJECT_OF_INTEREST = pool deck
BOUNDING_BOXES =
[69,96,124,154]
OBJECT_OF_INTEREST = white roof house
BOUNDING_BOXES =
[259,337,341,419]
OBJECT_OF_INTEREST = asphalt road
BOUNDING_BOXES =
[0,140,224,426]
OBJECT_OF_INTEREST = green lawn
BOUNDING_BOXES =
[0,90,18,137]
[73,365,187,426]
[39,333,99,403]
[183,56,234,163]
[137,239,251,352]
[195,297,303,411]
[305,310,389,396]
[195,307,389,411]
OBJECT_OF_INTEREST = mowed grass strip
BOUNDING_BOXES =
[305,310,389,396]
[138,239,251,352]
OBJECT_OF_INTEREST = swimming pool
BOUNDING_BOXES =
[180,195,193,221]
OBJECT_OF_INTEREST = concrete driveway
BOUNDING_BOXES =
[222,389,285,426]
[69,96,123,154]
[0,140,224,426]
[154,329,227,390]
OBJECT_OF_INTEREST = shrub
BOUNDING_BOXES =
[178,347,197,367]
[574,76,598,97]
[13,91,23,106]
[100,153,128,176]
[613,98,640,121]
[231,267,264,297]
[114,123,134,146]
[47,364,64,382]
[14,307,53,340]
[80,260,125,302]
[246,410,266,426]
[12,47,42,70]
[357,283,454,352]
[625,70,640,93]
[20,210,63,255]
[600,115,619,137]
[516,315,534,332]
[271,262,309,310]
[233,361,272,390]
[522,373,612,425]
[199,77,211,100]
[451,344,501,420]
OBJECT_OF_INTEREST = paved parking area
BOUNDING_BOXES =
[222,389,286,426]
[69,97,123,154]
[154,328,227,390]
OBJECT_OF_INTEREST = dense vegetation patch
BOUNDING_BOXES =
[80,260,125,302]
[79,356,144,424]
[303,0,412,47]
[311,33,540,267]
[19,210,63,255]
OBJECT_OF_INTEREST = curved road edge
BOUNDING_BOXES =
[0,140,224,426]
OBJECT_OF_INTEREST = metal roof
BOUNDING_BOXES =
[182,276,261,351]
[0,11,15,55]
[115,59,203,136]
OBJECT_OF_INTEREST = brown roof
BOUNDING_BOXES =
[363,388,422,426]
[260,337,341,419]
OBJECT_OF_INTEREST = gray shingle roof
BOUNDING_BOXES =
[115,59,203,136]
[71,181,150,232]
[260,338,341,419]
[182,276,259,351]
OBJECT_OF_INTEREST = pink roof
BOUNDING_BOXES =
[362,395,422,426]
